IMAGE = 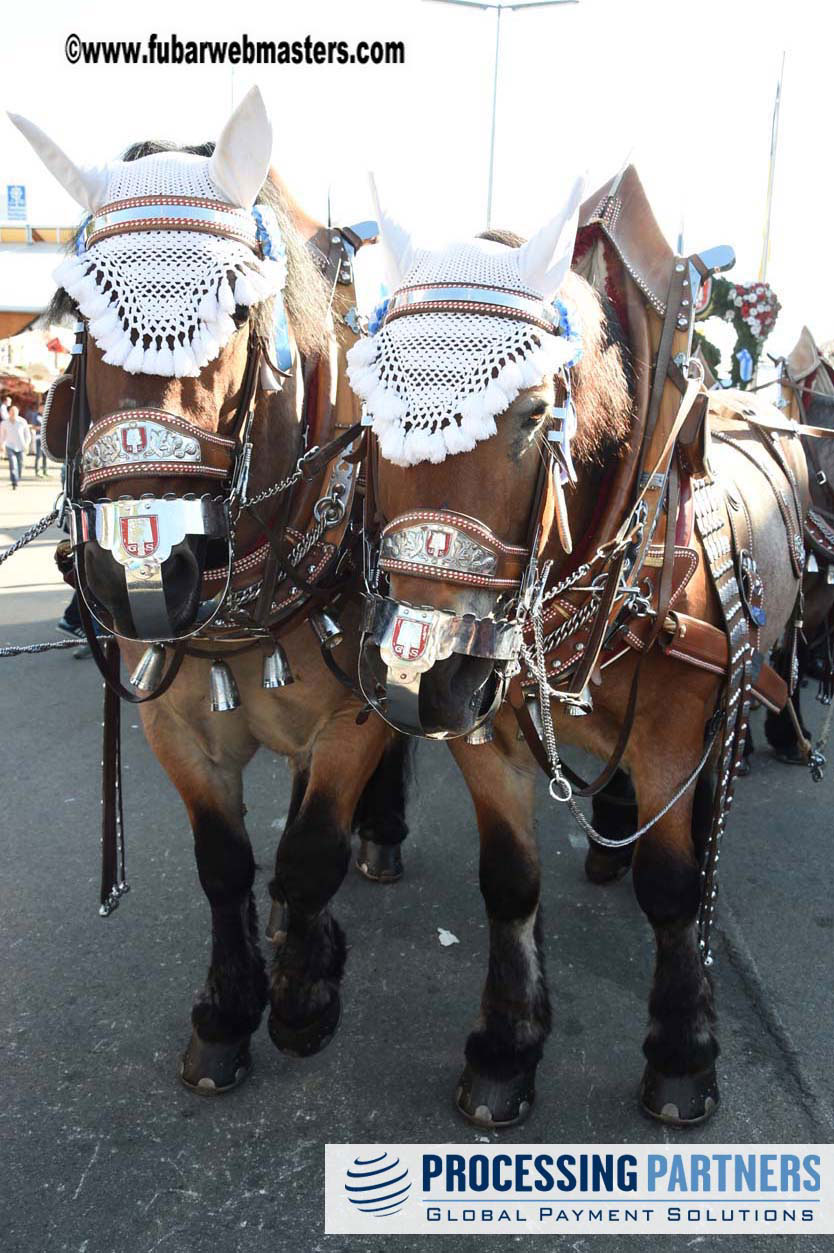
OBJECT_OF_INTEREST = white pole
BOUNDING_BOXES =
[759,51,785,284]
[486,5,503,227]
[425,0,578,229]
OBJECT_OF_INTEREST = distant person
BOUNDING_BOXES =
[0,395,11,422]
[29,405,47,476]
[0,405,31,489]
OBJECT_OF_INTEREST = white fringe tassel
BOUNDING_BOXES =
[346,329,572,467]
[53,252,284,378]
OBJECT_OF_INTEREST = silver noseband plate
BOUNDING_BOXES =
[72,497,229,641]
[360,594,520,736]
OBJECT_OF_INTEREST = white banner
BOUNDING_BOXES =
[325,1144,833,1236]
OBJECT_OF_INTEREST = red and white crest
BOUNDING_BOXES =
[120,424,148,456]
[425,528,451,559]
[391,615,430,662]
[694,276,712,317]
[119,514,159,558]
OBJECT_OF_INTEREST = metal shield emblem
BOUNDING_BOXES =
[391,615,430,662]
[425,528,452,559]
[120,423,148,456]
[119,514,160,559]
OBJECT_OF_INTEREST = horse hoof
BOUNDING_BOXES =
[178,1029,252,1095]
[585,845,632,885]
[639,1064,719,1126]
[356,838,403,883]
[455,1064,535,1129]
[265,898,289,945]
[268,991,342,1058]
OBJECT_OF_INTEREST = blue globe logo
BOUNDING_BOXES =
[344,1151,411,1217]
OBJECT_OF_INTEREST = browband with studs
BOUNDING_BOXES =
[83,196,261,252]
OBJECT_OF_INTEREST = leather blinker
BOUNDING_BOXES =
[42,371,76,462]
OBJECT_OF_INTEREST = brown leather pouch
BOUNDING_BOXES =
[660,610,787,711]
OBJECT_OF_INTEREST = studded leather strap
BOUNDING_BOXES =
[80,409,236,491]
[379,510,529,590]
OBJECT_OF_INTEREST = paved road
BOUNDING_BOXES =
[2,471,833,1253]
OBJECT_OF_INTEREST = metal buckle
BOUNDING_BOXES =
[299,445,323,480]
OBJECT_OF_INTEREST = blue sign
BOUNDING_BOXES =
[736,347,754,383]
[6,184,26,221]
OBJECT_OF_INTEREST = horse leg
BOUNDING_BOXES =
[449,720,548,1128]
[267,714,391,1057]
[138,711,265,1094]
[353,734,411,883]
[631,762,719,1126]
[264,766,308,946]
[585,768,637,884]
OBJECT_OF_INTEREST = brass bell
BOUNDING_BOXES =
[129,644,166,692]
[309,609,343,650]
[465,718,495,746]
[209,659,240,712]
[262,643,294,689]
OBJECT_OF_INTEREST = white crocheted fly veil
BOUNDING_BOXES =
[347,177,586,467]
[9,87,285,378]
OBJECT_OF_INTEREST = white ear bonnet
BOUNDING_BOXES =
[9,87,286,378]
[346,177,585,466]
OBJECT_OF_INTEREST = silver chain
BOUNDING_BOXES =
[0,509,59,566]
[0,637,84,658]
[212,508,332,623]
[240,462,305,510]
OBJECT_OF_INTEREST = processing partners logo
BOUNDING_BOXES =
[344,1150,412,1217]
[326,1144,834,1235]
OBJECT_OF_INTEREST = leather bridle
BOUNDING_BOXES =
[359,393,571,738]
[53,207,369,703]
[63,311,262,644]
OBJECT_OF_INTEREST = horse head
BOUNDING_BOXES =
[11,88,329,641]
[351,179,632,738]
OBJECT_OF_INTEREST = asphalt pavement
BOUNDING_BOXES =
[2,468,833,1253]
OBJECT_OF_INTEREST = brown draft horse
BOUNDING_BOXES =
[354,187,809,1129]
[765,327,834,762]
[16,94,406,1093]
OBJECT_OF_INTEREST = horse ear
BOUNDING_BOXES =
[369,173,415,289]
[209,85,273,209]
[7,113,109,212]
[516,175,586,301]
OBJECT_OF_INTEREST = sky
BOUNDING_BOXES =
[1,0,832,371]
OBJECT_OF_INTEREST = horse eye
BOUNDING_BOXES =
[521,401,549,427]
[232,304,250,328]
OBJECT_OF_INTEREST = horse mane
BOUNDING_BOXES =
[478,229,633,465]
[45,139,331,358]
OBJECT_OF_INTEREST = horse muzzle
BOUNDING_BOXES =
[71,496,230,641]
[359,594,521,738]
